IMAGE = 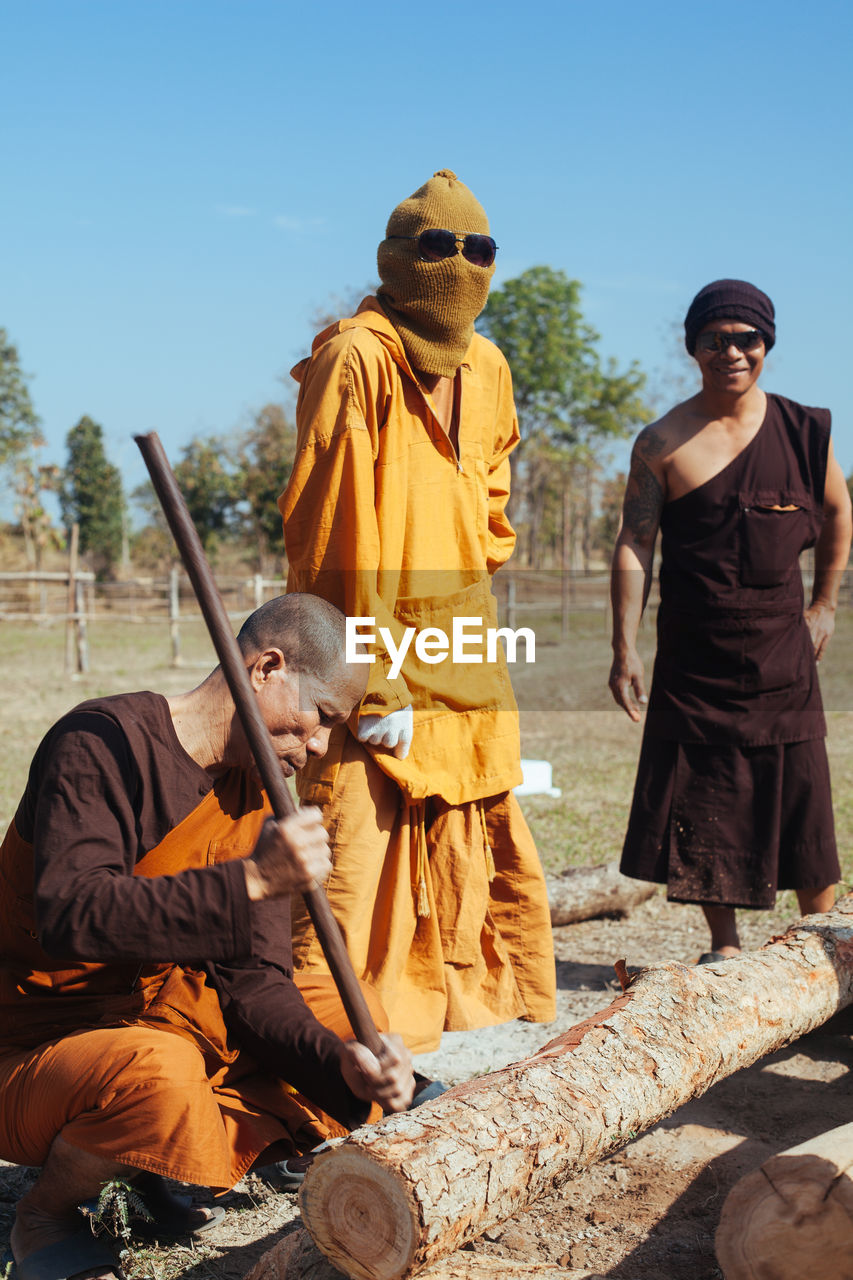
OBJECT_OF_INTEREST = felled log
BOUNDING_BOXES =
[715,1121,853,1280]
[299,895,853,1280]
[244,1226,603,1279]
[546,863,656,925]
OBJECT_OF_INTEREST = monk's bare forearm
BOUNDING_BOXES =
[811,538,851,611]
[611,541,652,657]
[810,452,852,610]
[803,450,852,660]
[610,441,664,654]
[811,512,853,609]
[608,437,664,718]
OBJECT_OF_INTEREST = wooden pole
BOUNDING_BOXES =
[169,565,181,667]
[64,524,79,675]
[74,577,89,674]
[299,896,853,1280]
[134,431,384,1057]
[505,576,517,631]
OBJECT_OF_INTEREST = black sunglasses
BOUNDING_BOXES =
[695,329,765,353]
[388,229,498,268]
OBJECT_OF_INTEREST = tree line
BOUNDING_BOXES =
[15,266,833,582]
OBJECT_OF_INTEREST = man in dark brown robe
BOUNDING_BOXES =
[609,279,852,961]
[0,592,413,1280]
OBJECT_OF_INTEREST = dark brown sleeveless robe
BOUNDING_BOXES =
[620,393,840,908]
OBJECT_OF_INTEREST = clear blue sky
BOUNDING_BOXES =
[2,0,851,514]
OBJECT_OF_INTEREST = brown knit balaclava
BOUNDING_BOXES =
[377,169,494,378]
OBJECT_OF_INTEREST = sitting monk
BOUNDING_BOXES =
[0,592,414,1280]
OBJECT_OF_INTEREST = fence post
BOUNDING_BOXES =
[254,573,263,610]
[169,565,181,666]
[65,524,79,675]
[74,577,89,674]
[505,575,517,631]
[561,569,570,641]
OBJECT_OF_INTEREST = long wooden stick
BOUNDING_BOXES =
[135,430,384,1056]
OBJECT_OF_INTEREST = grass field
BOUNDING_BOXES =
[1,607,851,895]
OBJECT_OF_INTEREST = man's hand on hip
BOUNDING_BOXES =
[242,810,332,901]
[356,706,414,759]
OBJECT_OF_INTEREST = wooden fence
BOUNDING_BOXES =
[2,557,848,676]
[0,567,288,674]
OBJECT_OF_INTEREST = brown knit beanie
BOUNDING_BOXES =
[377,169,495,377]
[684,279,776,355]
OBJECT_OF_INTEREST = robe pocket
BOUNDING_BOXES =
[739,497,816,588]
[393,578,514,714]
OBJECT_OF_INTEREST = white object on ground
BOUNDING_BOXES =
[514,758,561,798]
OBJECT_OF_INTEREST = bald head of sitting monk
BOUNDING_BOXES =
[0,592,413,1280]
[170,590,367,781]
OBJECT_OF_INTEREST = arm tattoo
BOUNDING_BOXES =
[635,426,666,462]
[623,446,664,542]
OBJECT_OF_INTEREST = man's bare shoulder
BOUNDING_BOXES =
[633,397,702,463]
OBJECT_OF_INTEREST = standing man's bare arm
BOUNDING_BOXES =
[805,440,853,661]
[609,425,667,721]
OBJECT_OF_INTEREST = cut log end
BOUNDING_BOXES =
[299,1147,420,1280]
[715,1122,853,1280]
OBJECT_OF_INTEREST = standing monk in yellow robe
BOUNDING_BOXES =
[280,170,556,1052]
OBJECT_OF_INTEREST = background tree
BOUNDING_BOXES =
[595,471,628,559]
[134,434,240,560]
[0,329,65,568]
[478,267,652,569]
[236,403,297,573]
[0,328,42,467]
[61,415,125,577]
[14,458,63,570]
[173,436,241,554]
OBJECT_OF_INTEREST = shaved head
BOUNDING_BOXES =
[236,593,349,678]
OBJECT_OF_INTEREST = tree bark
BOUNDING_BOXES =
[299,896,853,1280]
[715,1122,853,1280]
[546,863,656,926]
[244,1226,602,1280]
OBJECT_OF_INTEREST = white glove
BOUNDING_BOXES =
[356,706,413,760]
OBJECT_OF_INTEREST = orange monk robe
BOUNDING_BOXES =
[0,771,384,1191]
[279,298,556,1051]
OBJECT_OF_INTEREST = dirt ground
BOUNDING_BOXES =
[3,891,850,1280]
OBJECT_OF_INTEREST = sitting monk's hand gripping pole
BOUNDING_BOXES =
[135,430,385,1058]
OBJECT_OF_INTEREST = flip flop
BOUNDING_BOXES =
[259,1140,332,1187]
[129,1173,224,1240]
[80,1173,224,1242]
[5,1227,123,1280]
[697,950,733,964]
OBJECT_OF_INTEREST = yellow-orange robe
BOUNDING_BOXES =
[280,298,555,1050]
